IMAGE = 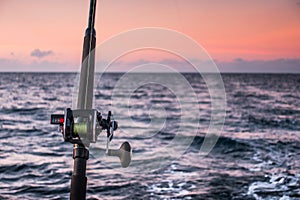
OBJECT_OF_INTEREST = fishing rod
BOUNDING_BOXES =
[50,0,132,199]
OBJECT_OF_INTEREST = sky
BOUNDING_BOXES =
[0,0,300,72]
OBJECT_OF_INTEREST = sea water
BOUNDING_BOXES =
[0,73,299,199]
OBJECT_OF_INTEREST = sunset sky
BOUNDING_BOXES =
[0,0,299,72]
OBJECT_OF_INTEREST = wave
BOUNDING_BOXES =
[248,114,299,130]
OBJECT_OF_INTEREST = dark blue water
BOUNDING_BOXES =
[0,73,299,199]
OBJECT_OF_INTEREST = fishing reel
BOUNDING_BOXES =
[51,108,131,167]
[50,108,117,147]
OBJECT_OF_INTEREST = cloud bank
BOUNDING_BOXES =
[217,58,300,73]
[0,58,73,72]
[30,49,53,59]
[99,58,300,73]
[0,57,299,73]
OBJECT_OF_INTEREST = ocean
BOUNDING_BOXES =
[0,73,299,199]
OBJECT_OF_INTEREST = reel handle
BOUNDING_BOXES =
[107,141,132,168]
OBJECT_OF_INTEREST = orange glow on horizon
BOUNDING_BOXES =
[0,0,299,71]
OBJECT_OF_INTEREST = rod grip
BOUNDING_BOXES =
[70,174,87,200]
